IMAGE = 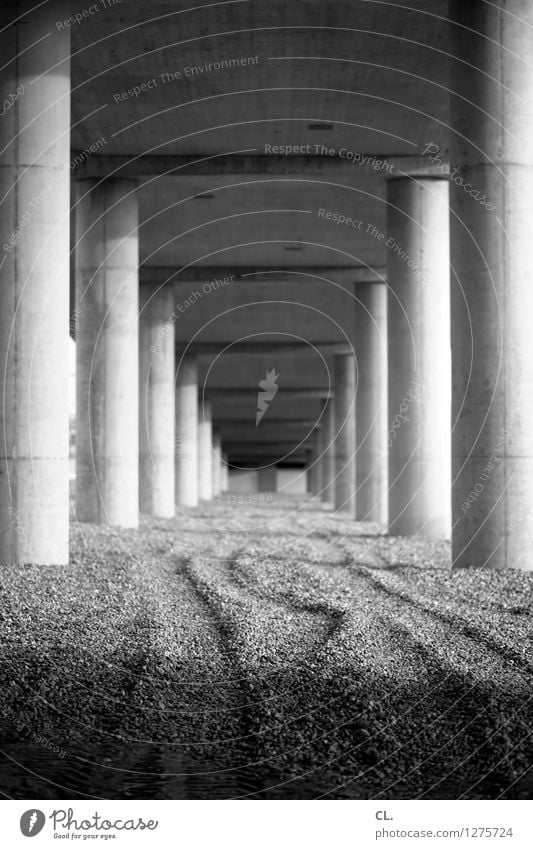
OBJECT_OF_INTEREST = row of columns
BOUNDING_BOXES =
[0,1,531,570]
[74,181,229,520]
[310,176,451,540]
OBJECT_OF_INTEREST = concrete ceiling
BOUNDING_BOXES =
[70,0,450,462]
[71,0,450,157]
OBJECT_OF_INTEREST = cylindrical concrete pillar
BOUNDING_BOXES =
[307,429,322,497]
[320,401,335,504]
[212,429,222,497]
[198,400,213,501]
[355,282,388,525]
[175,355,198,507]
[139,284,175,518]
[75,179,139,527]
[0,2,70,564]
[221,453,229,492]
[387,177,451,539]
[333,355,357,513]
[450,1,533,569]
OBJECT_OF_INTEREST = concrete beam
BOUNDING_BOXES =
[169,278,358,345]
[140,266,386,285]
[73,153,449,181]
[179,342,352,356]
[218,423,314,442]
[214,418,318,426]
[229,458,307,468]
[212,398,323,425]
[204,388,331,400]
[226,445,309,459]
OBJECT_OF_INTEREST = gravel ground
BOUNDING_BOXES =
[0,494,531,799]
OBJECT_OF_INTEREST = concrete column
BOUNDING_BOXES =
[212,429,222,496]
[307,429,322,496]
[320,401,335,504]
[355,282,388,525]
[387,177,451,539]
[75,179,139,527]
[198,400,213,501]
[139,284,175,518]
[333,354,357,513]
[221,453,229,492]
[450,1,533,569]
[0,3,70,564]
[175,355,198,507]
[258,466,277,493]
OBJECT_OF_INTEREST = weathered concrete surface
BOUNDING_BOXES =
[387,178,451,539]
[175,355,199,507]
[355,282,388,525]
[139,284,175,518]
[71,0,450,158]
[334,354,356,514]
[320,401,336,504]
[450,0,533,570]
[198,400,213,501]
[68,0,450,279]
[75,180,139,527]
[0,1,71,564]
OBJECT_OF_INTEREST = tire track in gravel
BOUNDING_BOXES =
[175,525,532,799]
[194,544,479,793]
[210,543,433,688]
[308,574,531,800]
[176,545,424,798]
[342,563,533,680]
[177,549,336,712]
[297,543,533,797]
[231,548,510,800]
[177,550,298,782]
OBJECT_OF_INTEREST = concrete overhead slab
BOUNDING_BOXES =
[134,174,398,269]
[68,0,450,305]
[66,0,451,469]
[219,422,317,442]
[225,443,310,459]
[167,277,358,344]
[75,153,448,180]
[196,351,334,391]
[70,0,450,157]
[180,342,352,356]
[211,396,322,422]
[140,265,386,284]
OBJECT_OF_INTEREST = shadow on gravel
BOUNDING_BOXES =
[1,500,531,800]
[0,648,531,800]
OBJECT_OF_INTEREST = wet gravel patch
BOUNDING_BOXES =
[0,495,531,799]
